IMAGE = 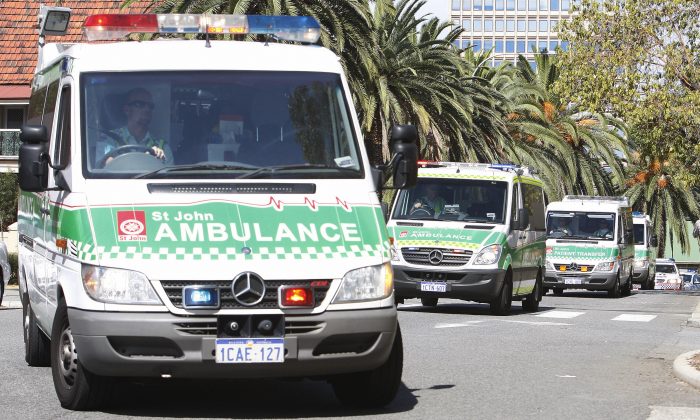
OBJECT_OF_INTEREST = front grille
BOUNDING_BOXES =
[553,264,595,273]
[161,280,330,309]
[401,247,472,266]
[174,320,324,336]
[559,272,592,278]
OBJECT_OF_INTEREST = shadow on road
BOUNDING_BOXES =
[398,302,556,316]
[100,378,418,418]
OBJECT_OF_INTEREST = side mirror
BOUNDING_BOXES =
[650,235,658,247]
[381,202,389,222]
[18,125,49,192]
[517,208,529,230]
[389,125,418,189]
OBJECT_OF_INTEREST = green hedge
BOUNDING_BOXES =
[8,252,17,285]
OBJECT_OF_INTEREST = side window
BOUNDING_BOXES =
[54,86,71,167]
[510,184,519,224]
[27,86,47,126]
[43,79,61,141]
[522,184,546,230]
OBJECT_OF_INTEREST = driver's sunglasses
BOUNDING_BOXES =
[127,100,155,110]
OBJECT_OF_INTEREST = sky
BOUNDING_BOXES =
[418,0,450,23]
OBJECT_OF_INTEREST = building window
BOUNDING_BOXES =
[485,0,494,11]
[474,19,483,31]
[507,0,516,10]
[484,20,493,31]
[528,0,537,11]
[5,108,25,129]
[506,39,515,53]
[495,20,504,32]
[473,39,483,52]
[528,39,537,52]
[474,0,482,11]
[518,0,526,10]
[550,19,558,31]
[550,0,559,10]
[517,39,526,53]
[507,19,515,32]
[495,40,504,52]
[463,0,472,10]
[539,20,548,32]
[517,20,526,32]
[539,40,548,52]
[550,40,558,51]
[483,39,494,51]
[463,19,472,31]
[539,0,548,10]
[461,40,470,48]
[496,0,505,10]
[452,0,461,10]
[561,0,569,10]
[528,20,537,32]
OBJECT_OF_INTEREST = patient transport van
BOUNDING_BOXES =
[632,212,657,290]
[18,8,417,410]
[544,196,634,297]
[387,162,546,315]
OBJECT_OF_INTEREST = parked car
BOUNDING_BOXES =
[681,272,700,291]
[655,259,682,290]
[0,241,10,306]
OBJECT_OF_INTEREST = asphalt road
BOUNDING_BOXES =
[2,289,700,419]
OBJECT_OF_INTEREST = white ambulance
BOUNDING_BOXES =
[632,212,657,290]
[17,8,417,410]
[544,196,635,297]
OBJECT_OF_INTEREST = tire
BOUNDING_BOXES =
[622,275,632,297]
[490,273,512,316]
[331,324,403,408]
[24,297,51,367]
[420,297,438,307]
[51,299,112,411]
[553,288,564,296]
[522,272,542,312]
[608,275,621,298]
[0,281,4,307]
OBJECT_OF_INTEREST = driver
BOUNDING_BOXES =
[549,217,572,236]
[413,184,446,216]
[593,219,613,238]
[99,88,173,165]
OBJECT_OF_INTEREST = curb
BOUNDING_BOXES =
[674,350,700,390]
[688,301,700,328]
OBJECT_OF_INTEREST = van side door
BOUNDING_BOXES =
[508,183,523,293]
[519,183,546,295]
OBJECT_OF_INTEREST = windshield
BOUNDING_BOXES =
[391,178,509,223]
[633,224,645,245]
[656,264,677,274]
[81,71,363,179]
[546,211,616,240]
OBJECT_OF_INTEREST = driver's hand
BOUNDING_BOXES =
[413,202,422,209]
[150,146,165,160]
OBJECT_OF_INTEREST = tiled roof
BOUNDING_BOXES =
[0,1,151,85]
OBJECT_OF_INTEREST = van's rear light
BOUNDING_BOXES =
[279,286,314,308]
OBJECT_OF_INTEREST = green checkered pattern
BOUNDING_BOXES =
[72,240,390,262]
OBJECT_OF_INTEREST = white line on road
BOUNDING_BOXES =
[648,405,700,420]
[499,320,573,326]
[535,310,585,319]
[612,314,657,322]
[434,321,484,329]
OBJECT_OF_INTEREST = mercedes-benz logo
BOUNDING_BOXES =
[231,272,266,306]
[428,249,444,265]
[570,262,578,271]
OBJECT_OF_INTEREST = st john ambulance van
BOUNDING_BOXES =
[18,8,417,410]
[544,196,635,298]
[632,212,657,290]
[387,162,547,315]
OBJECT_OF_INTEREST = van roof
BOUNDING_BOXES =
[38,40,341,75]
[416,162,542,185]
[546,199,626,213]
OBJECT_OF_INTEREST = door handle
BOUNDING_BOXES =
[40,207,50,215]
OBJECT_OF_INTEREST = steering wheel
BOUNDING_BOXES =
[409,199,435,217]
[98,144,157,168]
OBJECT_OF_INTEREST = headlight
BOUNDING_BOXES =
[634,260,649,269]
[546,260,555,271]
[82,265,161,304]
[391,244,400,262]
[333,263,393,303]
[473,245,502,265]
[594,261,616,272]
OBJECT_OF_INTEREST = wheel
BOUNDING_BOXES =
[553,288,564,296]
[608,275,622,298]
[51,299,112,410]
[490,273,512,315]
[543,287,550,295]
[522,272,542,312]
[420,297,438,307]
[331,324,403,408]
[0,280,4,307]
[24,296,51,367]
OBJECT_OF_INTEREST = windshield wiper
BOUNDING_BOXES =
[553,235,592,240]
[237,163,357,179]
[135,163,257,179]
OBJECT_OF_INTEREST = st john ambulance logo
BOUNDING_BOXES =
[117,210,147,241]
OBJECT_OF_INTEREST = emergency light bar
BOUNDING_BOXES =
[83,14,321,43]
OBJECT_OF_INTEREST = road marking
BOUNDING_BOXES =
[612,314,657,322]
[648,406,700,420]
[535,310,585,319]
[398,303,423,308]
[499,320,573,326]
[556,375,576,378]
[434,321,484,329]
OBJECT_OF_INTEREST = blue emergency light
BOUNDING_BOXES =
[182,285,220,308]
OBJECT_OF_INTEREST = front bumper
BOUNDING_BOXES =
[632,267,650,284]
[544,270,618,290]
[69,307,397,378]
[393,266,507,303]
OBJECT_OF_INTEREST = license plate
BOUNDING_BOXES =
[215,338,284,363]
[420,282,447,292]
[564,278,583,285]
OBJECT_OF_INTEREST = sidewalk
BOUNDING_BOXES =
[674,300,700,389]
[0,284,21,309]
